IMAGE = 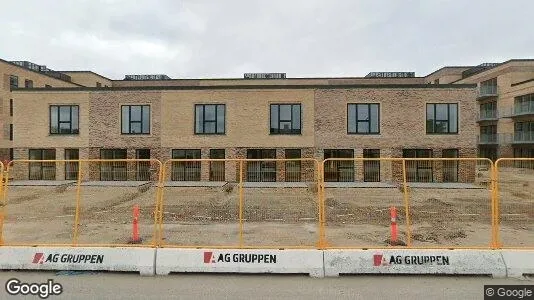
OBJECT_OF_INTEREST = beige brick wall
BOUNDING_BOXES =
[315,87,477,149]
[160,89,315,148]
[12,91,90,148]
[61,72,112,87]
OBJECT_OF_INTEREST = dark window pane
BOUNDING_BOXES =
[195,106,203,133]
[59,106,71,121]
[292,105,301,130]
[130,106,142,121]
[72,106,79,132]
[131,122,142,133]
[358,122,369,133]
[205,122,216,133]
[205,105,216,121]
[59,123,71,133]
[436,104,448,119]
[449,104,458,132]
[142,106,150,133]
[217,105,225,133]
[279,105,291,120]
[348,104,356,133]
[50,106,58,133]
[357,105,369,120]
[122,106,129,133]
[370,104,379,133]
[270,105,279,131]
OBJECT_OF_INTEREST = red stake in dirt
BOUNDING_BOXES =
[390,206,398,243]
[132,204,140,243]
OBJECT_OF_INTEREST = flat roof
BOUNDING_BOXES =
[11,83,476,92]
[0,58,83,86]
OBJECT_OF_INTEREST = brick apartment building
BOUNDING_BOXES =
[1,58,533,182]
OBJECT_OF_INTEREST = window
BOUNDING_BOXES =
[100,149,127,181]
[442,149,459,182]
[426,103,458,134]
[121,105,150,134]
[50,105,79,134]
[65,149,79,180]
[9,99,13,116]
[513,147,534,168]
[24,79,33,88]
[347,104,380,134]
[480,78,497,95]
[270,104,301,134]
[9,75,18,89]
[514,93,534,115]
[479,146,497,162]
[403,149,433,182]
[210,149,225,181]
[172,149,201,181]
[480,102,497,119]
[285,149,301,182]
[324,149,354,182]
[480,125,497,143]
[247,149,276,182]
[363,149,380,182]
[195,104,225,134]
[514,122,534,142]
[96,82,102,87]
[9,148,14,161]
[29,149,56,180]
[9,124,13,141]
[136,149,151,181]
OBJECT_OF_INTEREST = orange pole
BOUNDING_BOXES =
[133,204,140,243]
[390,206,398,243]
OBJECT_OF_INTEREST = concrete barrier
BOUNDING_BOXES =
[0,247,155,276]
[156,248,324,277]
[501,250,534,278]
[324,249,506,278]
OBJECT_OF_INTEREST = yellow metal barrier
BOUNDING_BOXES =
[1,159,161,247]
[495,158,534,249]
[158,158,321,249]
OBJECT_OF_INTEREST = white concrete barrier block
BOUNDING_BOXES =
[0,247,155,276]
[324,249,506,278]
[156,248,324,277]
[501,250,534,278]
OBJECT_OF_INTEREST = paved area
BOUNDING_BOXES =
[0,271,531,300]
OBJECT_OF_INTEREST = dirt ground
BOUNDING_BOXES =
[0,167,532,248]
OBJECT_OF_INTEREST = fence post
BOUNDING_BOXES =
[238,160,244,248]
[317,160,327,249]
[72,160,83,246]
[492,159,501,249]
[401,159,412,247]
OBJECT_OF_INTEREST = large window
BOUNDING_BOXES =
[210,149,225,181]
[29,149,56,180]
[442,149,459,182]
[50,105,79,134]
[270,104,301,134]
[172,149,201,181]
[9,124,13,141]
[65,149,79,180]
[403,149,433,182]
[515,93,534,115]
[285,149,301,182]
[9,75,18,89]
[121,105,150,134]
[324,149,354,182]
[136,149,151,181]
[426,103,458,134]
[513,147,534,168]
[195,104,225,134]
[100,149,127,181]
[347,104,380,134]
[9,99,13,116]
[363,149,380,182]
[247,149,276,182]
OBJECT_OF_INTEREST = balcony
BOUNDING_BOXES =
[512,104,534,117]
[477,133,512,145]
[477,110,498,122]
[513,131,534,144]
[477,85,498,100]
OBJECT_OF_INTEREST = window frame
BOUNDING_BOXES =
[9,75,18,89]
[171,149,202,181]
[28,149,56,180]
[270,103,302,135]
[347,103,380,134]
[9,99,13,116]
[64,148,79,180]
[49,105,79,135]
[121,105,151,135]
[9,124,13,141]
[24,79,33,88]
[194,104,226,135]
[426,103,459,134]
[99,149,128,181]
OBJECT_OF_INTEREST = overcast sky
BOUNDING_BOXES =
[1,0,532,79]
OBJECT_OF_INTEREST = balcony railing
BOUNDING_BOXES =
[477,85,498,99]
[513,131,534,143]
[477,133,512,144]
[513,103,534,117]
[478,110,498,121]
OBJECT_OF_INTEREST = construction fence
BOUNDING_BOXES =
[0,158,532,249]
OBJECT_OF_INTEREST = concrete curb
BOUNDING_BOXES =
[0,247,155,276]
[500,250,534,278]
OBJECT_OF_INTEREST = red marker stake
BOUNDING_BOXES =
[132,204,140,243]
[390,206,398,243]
